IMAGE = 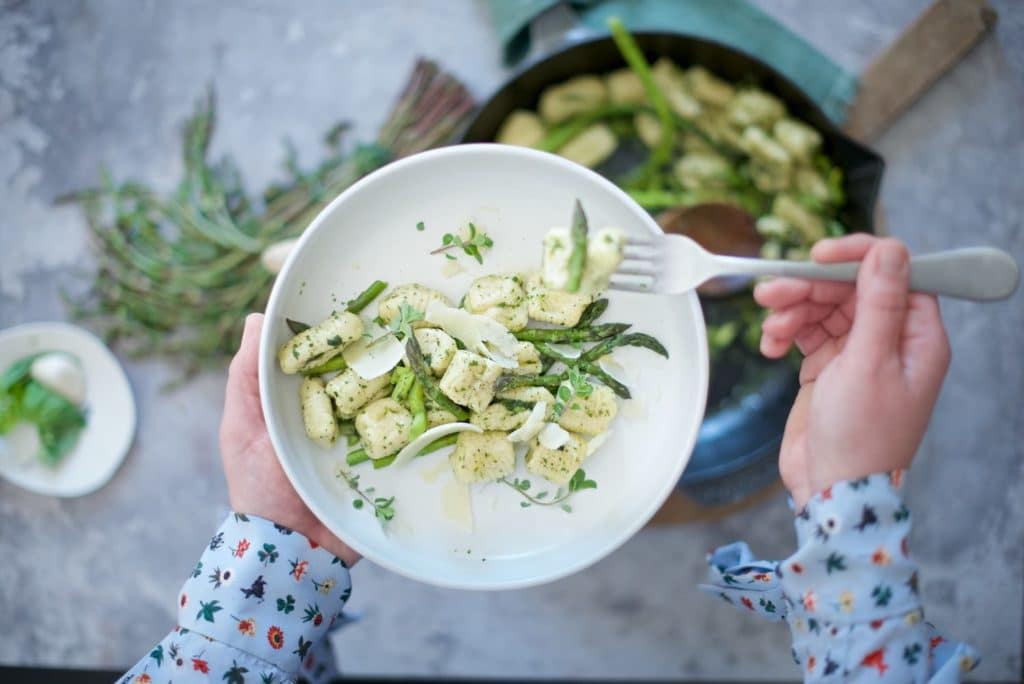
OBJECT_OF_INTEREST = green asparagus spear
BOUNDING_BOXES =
[390,366,415,401]
[537,104,642,152]
[299,354,348,376]
[494,373,566,393]
[579,362,631,399]
[346,448,369,466]
[514,322,630,343]
[408,379,427,440]
[345,280,388,314]
[574,298,608,328]
[405,335,469,420]
[565,199,589,293]
[579,332,669,363]
[534,342,579,365]
[608,17,675,190]
[286,318,311,335]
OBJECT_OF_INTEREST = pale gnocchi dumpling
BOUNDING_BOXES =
[509,341,542,376]
[355,398,412,459]
[412,328,457,375]
[605,68,646,104]
[497,385,556,410]
[538,75,607,124]
[557,385,619,435]
[470,403,529,432]
[326,368,391,419]
[463,274,528,332]
[674,152,732,190]
[772,194,826,243]
[685,66,735,107]
[450,431,515,484]
[427,408,459,428]
[773,118,822,161]
[526,274,591,327]
[278,311,363,375]
[377,284,448,327]
[496,110,546,148]
[526,432,587,485]
[557,123,617,169]
[726,89,786,128]
[438,350,502,413]
[300,376,337,449]
[634,112,663,149]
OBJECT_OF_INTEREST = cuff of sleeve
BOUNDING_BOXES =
[177,514,353,676]
[780,471,920,625]
[700,542,786,622]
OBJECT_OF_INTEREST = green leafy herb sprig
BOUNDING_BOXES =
[432,223,494,264]
[501,468,598,513]
[338,469,396,526]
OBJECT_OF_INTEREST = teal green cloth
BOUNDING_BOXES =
[483,0,857,124]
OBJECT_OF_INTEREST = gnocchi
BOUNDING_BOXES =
[450,431,516,484]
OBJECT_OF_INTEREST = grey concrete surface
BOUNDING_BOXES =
[1,0,1021,680]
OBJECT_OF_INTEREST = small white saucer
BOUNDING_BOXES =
[0,322,136,497]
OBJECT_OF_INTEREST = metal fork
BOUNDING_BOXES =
[610,234,1020,301]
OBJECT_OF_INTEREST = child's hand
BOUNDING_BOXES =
[755,236,951,509]
[220,313,360,567]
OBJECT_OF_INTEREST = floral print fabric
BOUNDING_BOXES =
[703,471,980,682]
[121,514,351,683]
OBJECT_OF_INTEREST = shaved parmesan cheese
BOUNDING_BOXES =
[546,343,582,360]
[538,422,570,450]
[425,300,519,368]
[391,422,482,468]
[420,459,450,483]
[441,480,474,531]
[342,323,405,379]
[585,431,610,458]
[507,401,548,443]
[597,354,628,382]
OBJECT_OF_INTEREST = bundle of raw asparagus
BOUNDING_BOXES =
[62,60,475,385]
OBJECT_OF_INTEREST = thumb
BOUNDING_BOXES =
[222,314,265,436]
[848,239,910,364]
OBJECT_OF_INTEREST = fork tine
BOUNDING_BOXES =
[625,235,657,247]
[623,244,658,258]
[616,263,660,277]
[609,275,656,292]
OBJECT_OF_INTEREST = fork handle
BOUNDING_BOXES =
[713,247,1020,301]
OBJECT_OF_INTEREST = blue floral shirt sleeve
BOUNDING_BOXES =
[702,471,980,682]
[121,514,352,684]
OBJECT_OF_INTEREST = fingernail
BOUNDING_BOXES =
[878,245,907,275]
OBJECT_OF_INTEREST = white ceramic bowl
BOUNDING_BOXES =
[259,144,708,590]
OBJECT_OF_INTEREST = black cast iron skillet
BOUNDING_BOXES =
[462,33,884,504]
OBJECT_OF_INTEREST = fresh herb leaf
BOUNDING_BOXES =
[431,224,494,264]
[388,303,425,341]
[338,468,395,528]
[501,469,596,510]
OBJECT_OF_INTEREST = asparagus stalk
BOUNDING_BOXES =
[565,199,589,293]
[574,298,608,328]
[405,334,469,420]
[579,332,669,363]
[346,280,388,314]
[514,323,630,343]
[608,18,674,190]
